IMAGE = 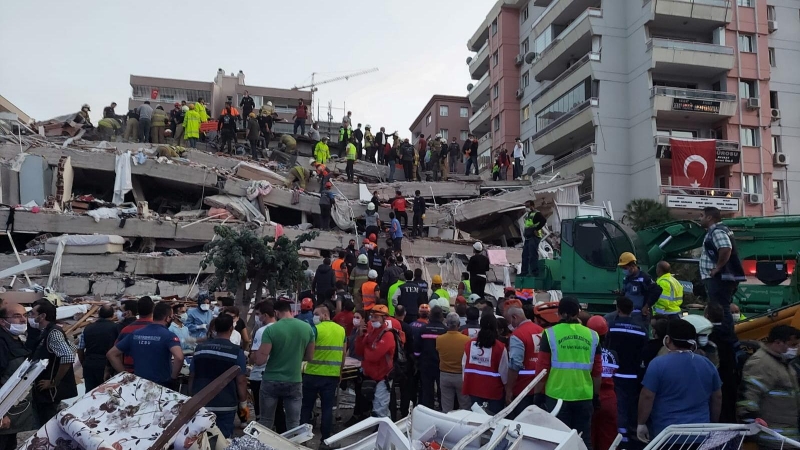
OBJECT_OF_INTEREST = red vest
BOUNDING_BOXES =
[462,339,506,400]
[511,320,544,396]
[462,328,480,339]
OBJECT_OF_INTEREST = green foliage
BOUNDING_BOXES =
[623,198,672,231]
[201,226,319,298]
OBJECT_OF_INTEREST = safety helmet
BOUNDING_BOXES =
[368,233,377,243]
[365,124,371,129]
[533,302,561,325]
[322,136,330,141]
[456,296,467,305]
[182,106,189,112]
[617,252,637,267]
[368,270,378,279]
[468,293,481,304]
[325,181,332,188]
[430,297,450,313]
[371,305,389,316]
[683,315,714,336]
[587,316,609,336]
[357,254,369,265]
[266,101,273,107]
[309,159,316,166]
[473,242,483,252]
[300,298,314,311]
[432,274,443,284]
[435,133,442,139]
[367,203,375,211]
[81,103,91,111]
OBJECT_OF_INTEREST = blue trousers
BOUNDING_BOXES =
[521,237,540,275]
[214,410,236,438]
[300,374,338,440]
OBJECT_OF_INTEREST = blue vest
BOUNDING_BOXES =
[622,273,650,311]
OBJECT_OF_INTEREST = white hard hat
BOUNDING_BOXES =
[430,297,450,313]
[182,105,189,112]
[473,242,483,252]
[365,124,371,128]
[368,270,378,279]
[468,294,481,304]
[435,133,442,139]
[309,158,316,165]
[266,101,273,106]
[368,203,375,211]
[358,254,369,265]
[683,315,713,335]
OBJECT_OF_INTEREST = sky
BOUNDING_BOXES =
[0,0,489,136]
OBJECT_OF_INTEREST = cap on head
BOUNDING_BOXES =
[587,316,609,336]
[617,252,637,267]
[357,254,369,264]
[432,274,443,284]
[371,305,389,316]
[473,242,483,252]
[301,298,314,311]
[368,270,378,279]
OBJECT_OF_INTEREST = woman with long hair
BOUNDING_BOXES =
[461,312,509,414]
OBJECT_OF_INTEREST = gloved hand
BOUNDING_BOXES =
[237,402,250,423]
[196,324,207,330]
[592,395,601,410]
[636,424,650,443]
[533,393,547,409]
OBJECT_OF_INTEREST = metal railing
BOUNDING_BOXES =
[479,132,492,144]
[645,0,730,8]
[651,86,736,102]
[660,185,743,198]
[540,143,597,173]
[579,191,594,202]
[469,42,489,67]
[647,38,734,55]
[469,103,490,124]
[530,52,599,104]
[534,8,602,63]
[532,98,597,140]
[469,72,490,95]
[654,135,740,152]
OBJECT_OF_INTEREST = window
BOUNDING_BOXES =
[573,219,635,269]
[739,79,756,98]
[521,6,529,22]
[740,127,759,147]
[460,107,469,118]
[535,79,591,132]
[770,91,779,109]
[460,130,469,141]
[522,105,531,121]
[522,71,530,88]
[439,105,449,116]
[743,174,762,194]
[737,0,753,6]
[773,180,785,202]
[521,39,529,55]
[493,115,500,131]
[426,113,432,125]
[738,34,755,53]
[492,83,499,99]
[439,129,449,140]
[492,51,499,67]
[522,139,529,157]
[769,48,776,67]
[767,5,776,20]
[657,129,698,138]
[773,135,782,153]
[491,18,498,36]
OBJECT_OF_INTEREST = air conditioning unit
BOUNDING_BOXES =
[515,88,524,99]
[775,198,783,209]
[515,54,524,66]
[768,20,778,33]
[748,193,764,204]
[771,108,781,120]
[746,97,761,110]
[774,152,789,166]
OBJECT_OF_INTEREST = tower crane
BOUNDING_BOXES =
[291,68,379,122]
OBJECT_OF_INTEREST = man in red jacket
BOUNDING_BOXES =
[355,304,396,418]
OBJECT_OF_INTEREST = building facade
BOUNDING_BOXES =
[128,70,312,135]
[409,95,472,173]
[467,0,793,217]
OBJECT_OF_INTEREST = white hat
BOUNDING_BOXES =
[368,203,375,211]
[473,242,483,252]
[468,294,481,304]
[181,105,189,112]
[266,101,273,106]
[368,270,378,279]
[430,297,450,313]
[309,158,316,165]
[358,254,369,265]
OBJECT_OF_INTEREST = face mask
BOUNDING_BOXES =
[371,321,382,329]
[731,313,741,322]
[784,347,798,359]
[698,335,709,347]
[353,318,361,326]
[508,324,515,332]
[180,313,188,322]
[28,318,39,329]
[115,310,125,321]
[212,306,221,316]
[255,316,263,327]
[200,304,210,311]
[8,323,27,336]
[313,316,321,325]
[622,269,631,277]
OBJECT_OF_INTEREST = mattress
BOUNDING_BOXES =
[45,234,126,254]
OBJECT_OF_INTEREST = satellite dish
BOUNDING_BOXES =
[466,56,473,64]
[524,52,537,64]
[467,83,474,91]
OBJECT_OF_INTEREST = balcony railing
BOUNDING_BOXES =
[471,71,489,90]
[660,185,742,198]
[530,52,599,104]
[469,103,490,123]
[647,38,734,55]
[540,143,597,173]
[479,132,492,144]
[535,8,602,63]
[532,98,597,140]
[469,42,489,66]
[645,0,730,7]
[651,86,736,102]
[579,191,594,202]
[654,135,739,152]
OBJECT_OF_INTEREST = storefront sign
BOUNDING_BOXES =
[666,195,739,211]
[657,146,740,165]
[672,99,721,114]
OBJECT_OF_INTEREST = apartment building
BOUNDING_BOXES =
[467,0,791,217]
[409,95,472,141]
[128,69,312,135]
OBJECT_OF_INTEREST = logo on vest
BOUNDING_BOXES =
[469,343,493,368]
[557,334,592,351]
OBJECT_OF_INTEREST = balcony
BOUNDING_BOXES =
[539,143,596,176]
[647,0,732,32]
[648,38,734,77]
[531,8,602,82]
[468,72,491,107]
[469,103,491,135]
[660,185,742,215]
[468,42,490,80]
[532,98,598,155]
[655,135,741,166]
[651,86,737,123]
[532,0,600,39]
[532,52,598,113]
[477,132,492,155]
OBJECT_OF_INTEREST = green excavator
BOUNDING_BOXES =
[515,215,800,319]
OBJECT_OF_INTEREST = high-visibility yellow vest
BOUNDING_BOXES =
[654,273,683,315]
[433,288,450,302]
[304,321,346,377]
[544,322,598,401]
[346,143,357,160]
[524,210,544,238]
[461,280,471,296]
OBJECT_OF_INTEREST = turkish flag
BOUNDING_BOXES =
[670,138,716,188]
[150,88,159,100]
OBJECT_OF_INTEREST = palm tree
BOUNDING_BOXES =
[623,198,672,231]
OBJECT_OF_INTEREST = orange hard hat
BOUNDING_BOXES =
[369,233,377,243]
[504,299,523,310]
[371,305,389,316]
[301,298,314,311]
[533,302,561,325]
[587,315,609,336]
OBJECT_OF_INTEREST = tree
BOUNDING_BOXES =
[201,226,318,310]
[623,198,672,231]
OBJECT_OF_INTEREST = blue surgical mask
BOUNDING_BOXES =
[622,269,631,277]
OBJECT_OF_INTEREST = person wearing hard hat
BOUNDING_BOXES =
[314,136,331,165]
[73,103,93,128]
[682,315,719,368]
[411,190,426,237]
[467,242,490,299]
[361,270,381,311]
[617,251,660,330]
[653,261,683,318]
[354,304,396,418]
[96,117,121,141]
[587,315,619,450]
[350,254,371,310]
[533,302,560,328]
[285,163,311,190]
[522,200,546,276]
[171,103,186,145]
[503,298,545,417]
[279,133,297,154]
[429,275,450,310]
[364,202,381,240]
[182,104,201,149]
[297,298,317,333]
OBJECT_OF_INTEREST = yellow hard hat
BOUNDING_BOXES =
[432,274,443,284]
[617,252,637,267]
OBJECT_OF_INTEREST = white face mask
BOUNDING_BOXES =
[200,304,210,312]
[115,310,125,321]
[312,316,321,325]
[698,335,709,347]
[784,347,798,359]
[353,318,361,327]
[8,323,27,336]
[180,313,188,322]
[255,316,263,327]
[371,321,382,329]
[212,306,221,317]
[731,313,741,322]
[28,317,39,329]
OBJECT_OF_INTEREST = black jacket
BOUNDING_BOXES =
[239,96,255,113]
[170,109,184,127]
[353,128,364,142]
[382,265,405,297]
[257,114,274,132]
[313,264,336,297]
[413,320,447,369]
[218,112,237,133]
[103,106,116,119]
[413,196,426,215]
[467,253,490,277]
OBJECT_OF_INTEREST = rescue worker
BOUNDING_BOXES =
[345,137,358,182]
[73,103,93,128]
[654,261,683,318]
[364,202,381,239]
[429,275,450,311]
[522,200,546,276]
[415,306,447,408]
[533,301,561,328]
[123,109,139,142]
[314,136,331,165]
[319,182,335,231]
[354,305,396,418]
[332,250,350,287]
[300,304,346,442]
[391,191,409,229]
[183,104,201,148]
[279,133,297,153]
[397,270,423,324]
[737,325,800,448]
[285,164,311,190]
[195,98,209,122]
[414,268,430,306]
[150,106,169,144]
[504,299,545,416]
[103,102,117,119]
[353,123,364,157]
[364,125,375,162]
[400,138,415,180]
[412,190,426,238]
[247,112,261,160]
[704,303,738,423]
[588,316,619,450]
[239,90,255,121]
[683,315,720,368]
[462,312,509,415]
[338,126,351,157]
[617,252,660,330]
[467,242,490,299]
[96,117,121,141]
[296,298,317,333]
[217,102,238,154]
[258,108,274,148]
[458,272,472,299]
[381,257,405,302]
[77,305,117,391]
[351,255,371,311]
[361,270,380,312]
[534,298,602,450]
[460,305,481,338]
[170,102,184,143]
[387,271,409,317]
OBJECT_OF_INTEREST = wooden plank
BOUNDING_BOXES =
[64,304,100,337]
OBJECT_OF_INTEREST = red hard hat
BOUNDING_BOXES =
[369,233,377,243]
[325,182,332,188]
[301,298,314,311]
[587,315,609,336]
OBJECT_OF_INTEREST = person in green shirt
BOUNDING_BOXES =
[252,300,315,430]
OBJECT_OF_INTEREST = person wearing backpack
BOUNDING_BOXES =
[217,101,238,154]
[355,305,397,418]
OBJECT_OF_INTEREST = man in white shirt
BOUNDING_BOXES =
[307,123,321,142]
[342,111,352,128]
[513,137,524,180]
[249,301,276,421]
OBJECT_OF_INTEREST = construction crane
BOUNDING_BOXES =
[291,68,379,122]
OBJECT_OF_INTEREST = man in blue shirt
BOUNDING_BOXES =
[389,211,403,251]
[637,319,722,443]
[108,302,184,389]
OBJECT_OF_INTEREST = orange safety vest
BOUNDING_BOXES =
[220,107,240,116]
[362,281,378,310]
[332,259,349,284]
[511,320,544,396]
[462,339,507,400]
